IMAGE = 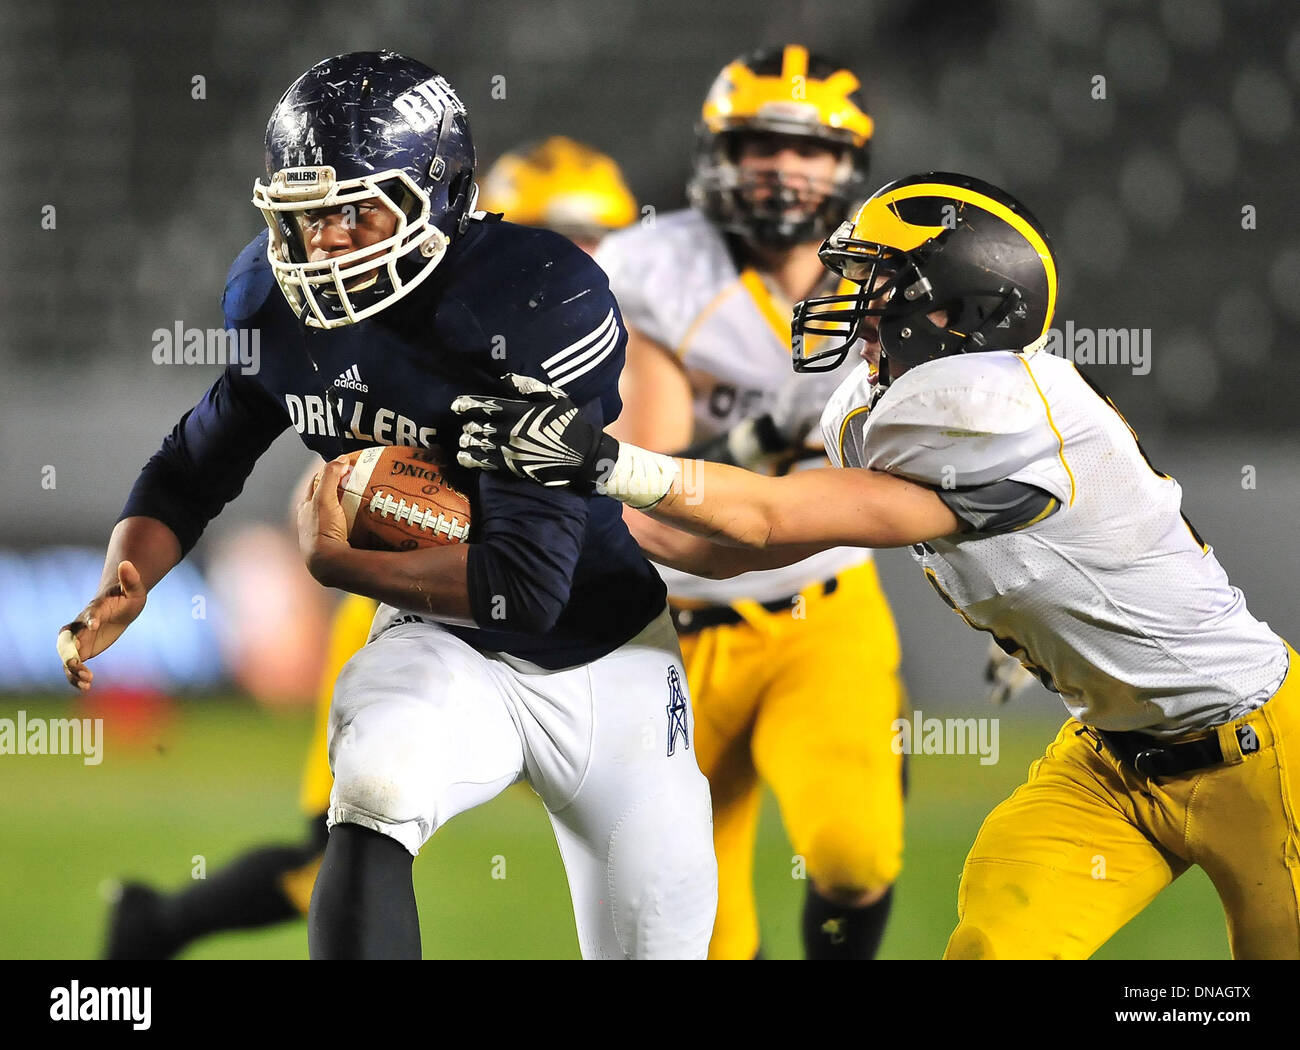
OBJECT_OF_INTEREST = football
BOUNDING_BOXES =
[329,446,471,552]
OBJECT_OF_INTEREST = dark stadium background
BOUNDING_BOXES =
[0,0,1296,959]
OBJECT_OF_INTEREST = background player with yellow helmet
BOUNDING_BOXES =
[478,136,638,256]
[102,140,637,957]
[594,45,904,959]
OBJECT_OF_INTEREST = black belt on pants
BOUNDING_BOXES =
[669,576,839,635]
[1089,726,1225,780]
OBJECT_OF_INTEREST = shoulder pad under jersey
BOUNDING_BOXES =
[441,220,628,413]
[859,351,1073,502]
[222,229,277,324]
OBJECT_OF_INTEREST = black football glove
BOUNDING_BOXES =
[451,374,618,491]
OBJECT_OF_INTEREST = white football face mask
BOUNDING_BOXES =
[252,165,458,329]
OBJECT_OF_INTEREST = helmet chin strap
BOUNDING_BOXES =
[867,361,891,409]
[876,350,894,388]
[454,178,478,235]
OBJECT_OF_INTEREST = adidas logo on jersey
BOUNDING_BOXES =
[334,364,369,393]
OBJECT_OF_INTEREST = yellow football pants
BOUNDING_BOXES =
[299,594,379,817]
[281,593,379,915]
[947,643,1300,959]
[677,560,906,960]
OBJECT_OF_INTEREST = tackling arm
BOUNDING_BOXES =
[639,456,961,551]
[453,375,962,553]
[625,509,833,578]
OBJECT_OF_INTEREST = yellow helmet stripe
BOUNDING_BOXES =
[781,44,809,81]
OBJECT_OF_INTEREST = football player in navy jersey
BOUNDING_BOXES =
[100,138,642,961]
[58,50,717,960]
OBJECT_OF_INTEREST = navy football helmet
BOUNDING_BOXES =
[252,51,477,328]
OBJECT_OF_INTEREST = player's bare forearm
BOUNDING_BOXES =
[298,456,476,626]
[624,506,830,578]
[607,326,694,450]
[306,542,476,627]
[648,459,962,550]
[98,517,183,594]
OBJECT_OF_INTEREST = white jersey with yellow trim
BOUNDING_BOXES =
[598,206,872,604]
[821,348,1289,737]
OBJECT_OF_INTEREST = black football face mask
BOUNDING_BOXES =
[712,167,859,250]
[691,132,867,252]
[791,222,922,375]
[792,219,1028,381]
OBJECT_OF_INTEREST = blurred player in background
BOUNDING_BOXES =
[478,135,638,256]
[103,135,640,959]
[595,45,904,959]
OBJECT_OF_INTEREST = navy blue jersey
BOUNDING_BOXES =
[121,216,666,668]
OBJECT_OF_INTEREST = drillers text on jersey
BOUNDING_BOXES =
[284,393,436,447]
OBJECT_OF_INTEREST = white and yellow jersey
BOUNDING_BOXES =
[822,348,1289,737]
[597,207,870,603]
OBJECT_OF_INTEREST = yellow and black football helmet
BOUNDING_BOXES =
[478,136,637,246]
[792,172,1058,378]
[688,44,873,251]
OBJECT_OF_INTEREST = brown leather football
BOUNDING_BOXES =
[335,446,471,552]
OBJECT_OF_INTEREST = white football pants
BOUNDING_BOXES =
[326,604,717,960]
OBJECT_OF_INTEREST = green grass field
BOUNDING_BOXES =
[0,697,1229,959]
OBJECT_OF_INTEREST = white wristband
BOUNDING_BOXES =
[600,443,679,510]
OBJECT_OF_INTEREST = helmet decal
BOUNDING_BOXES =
[853,181,1057,325]
[701,45,873,148]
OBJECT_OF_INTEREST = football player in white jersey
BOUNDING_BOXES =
[594,45,907,959]
[454,172,1300,959]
